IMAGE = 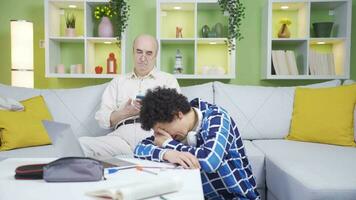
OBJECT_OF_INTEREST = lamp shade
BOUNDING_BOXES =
[10,20,34,88]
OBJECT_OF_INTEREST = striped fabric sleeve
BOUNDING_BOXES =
[163,111,232,173]
[134,136,168,162]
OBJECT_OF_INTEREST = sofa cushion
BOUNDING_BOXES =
[0,83,41,101]
[181,82,214,103]
[42,83,110,138]
[214,80,341,140]
[343,80,356,142]
[0,83,110,138]
[0,96,52,151]
[253,140,356,200]
[343,80,355,85]
[0,145,56,158]
[287,85,356,146]
[243,140,265,189]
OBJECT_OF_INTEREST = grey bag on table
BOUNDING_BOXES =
[43,157,105,182]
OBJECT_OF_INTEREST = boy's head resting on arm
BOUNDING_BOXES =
[140,87,197,141]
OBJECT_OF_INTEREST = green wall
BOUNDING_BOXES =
[0,0,355,88]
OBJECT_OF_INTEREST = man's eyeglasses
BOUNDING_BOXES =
[135,49,155,60]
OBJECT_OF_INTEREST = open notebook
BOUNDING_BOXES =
[86,176,183,200]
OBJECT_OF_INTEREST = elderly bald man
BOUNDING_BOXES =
[79,34,180,157]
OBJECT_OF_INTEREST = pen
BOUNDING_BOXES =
[136,166,158,175]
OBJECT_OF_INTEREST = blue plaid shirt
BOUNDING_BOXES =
[134,98,260,200]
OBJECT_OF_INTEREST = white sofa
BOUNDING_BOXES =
[1,80,356,200]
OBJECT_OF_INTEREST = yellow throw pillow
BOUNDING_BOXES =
[286,84,356,146]
[0,96,52,151]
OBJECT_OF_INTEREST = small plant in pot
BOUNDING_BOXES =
[65,13,76,37]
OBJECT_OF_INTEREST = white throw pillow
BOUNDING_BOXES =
[0,95,24,111]
[181,82,214,103]
[343,79,355,85]
[214,80,341,140]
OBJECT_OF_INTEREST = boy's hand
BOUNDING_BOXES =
[163,150,200,169]
[154,128,172,147]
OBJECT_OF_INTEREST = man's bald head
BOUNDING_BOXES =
[133,34,159,56]
[132,34,159,77]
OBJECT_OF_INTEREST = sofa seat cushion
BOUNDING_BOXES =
[252,140,356,200]
[243,140,265,189]
[0,145,56,158]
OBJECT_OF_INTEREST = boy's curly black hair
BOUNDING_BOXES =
[140,87,191,131]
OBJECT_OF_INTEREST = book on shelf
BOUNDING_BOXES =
[86,176,183,200]
[271,50,299,75]
[286,51,299,75]
[308,50,335,75]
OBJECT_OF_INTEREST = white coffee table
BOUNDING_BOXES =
[0,158,204,200]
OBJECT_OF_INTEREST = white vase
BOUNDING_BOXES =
[65,28,76,37]
[98,17,114,37]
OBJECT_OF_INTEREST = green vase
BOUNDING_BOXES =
[201,25,210,38]
[214,23,224,37]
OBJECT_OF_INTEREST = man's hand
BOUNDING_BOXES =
[154,128,172,147]
[163,150,200,169]
[110,98,141,127]
[123,98,141,116]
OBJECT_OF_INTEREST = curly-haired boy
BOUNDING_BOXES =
[134,87,260,200]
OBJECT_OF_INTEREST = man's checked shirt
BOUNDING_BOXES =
[134,98,260,200]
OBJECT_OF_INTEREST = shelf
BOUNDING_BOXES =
[197,41,230,76]
[47,1,85,37]
[310,1,349,38]
[271,40,308,75]
[309,37,346,44]
[49,36,85,42]
[159,2,195,38]
[48,40,85,74]
[86,39,122,75]
[157,0,236,79]
[46,73,116,79]
[261,0,351,80]
[45,0,126,78]
[86,37,120,43]
[197,2,228,38]
[160,38,195,43]
[197,38,227,44]
[309,39,345,76]
[272,2,309,39]
[160,41,195,75]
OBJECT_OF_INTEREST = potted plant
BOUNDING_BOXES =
[109,0,130,41]
[65,13,76,37]
[218,0,245,53]
[94,5,114,37]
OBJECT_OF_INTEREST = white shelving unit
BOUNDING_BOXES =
[45,0,126,78]
[261,0,352,80]
[156,0,236,79]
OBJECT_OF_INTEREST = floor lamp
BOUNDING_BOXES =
[10,20,34,88]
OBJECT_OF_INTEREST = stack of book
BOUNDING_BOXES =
[309,50,336,75]
[271,50,299,75]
